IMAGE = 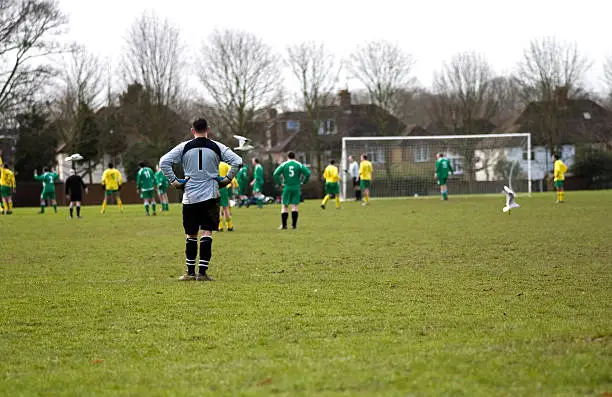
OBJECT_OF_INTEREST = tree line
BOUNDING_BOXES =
[1,0,611,180]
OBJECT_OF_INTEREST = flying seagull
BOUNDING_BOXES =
[233,135,254,152]
[64,153,84,162]
[502,185,520,214]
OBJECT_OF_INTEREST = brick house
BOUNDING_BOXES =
[255,90,405,173]
[500,88,612,181]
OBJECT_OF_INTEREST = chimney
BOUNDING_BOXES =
[554,85,569,107]
[338,89,351,109]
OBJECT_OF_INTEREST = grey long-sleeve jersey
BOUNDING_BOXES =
[159,137,242,205]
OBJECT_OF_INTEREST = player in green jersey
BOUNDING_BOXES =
[236,164,249,207]
[136,162,157,216]
[273,151,311,230]
[250,158,265,208]
[155,164,170,212]
[34,167,59,213]
[435,152,454,200]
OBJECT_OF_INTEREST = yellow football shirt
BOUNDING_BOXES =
[0,168,15,188]
[219,162,231,177]
[102,168,122,190]
[359,160,373,180]
[554,160,567,181]
[323,165,339,183]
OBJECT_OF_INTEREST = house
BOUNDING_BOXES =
[258,90,405,172]
[499,88,612,181]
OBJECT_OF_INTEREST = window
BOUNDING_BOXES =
[317,119,336,135]
[366,149,385,164]
[296,152,311,167]
[286,120,300,131]
[414,146,429,162]
[446,152,464,174]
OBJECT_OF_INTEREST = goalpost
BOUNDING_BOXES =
[341,133,532,199]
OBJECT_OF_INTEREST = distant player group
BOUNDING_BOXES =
[1,124,571,285]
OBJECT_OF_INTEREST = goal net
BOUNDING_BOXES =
[341,133,532,199]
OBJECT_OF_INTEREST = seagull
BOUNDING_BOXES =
[233,135,254,152]
[64,153,84,162]
[502,185,520,214]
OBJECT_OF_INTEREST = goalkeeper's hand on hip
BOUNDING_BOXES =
[216,176,231,187]
[171,177,190,190]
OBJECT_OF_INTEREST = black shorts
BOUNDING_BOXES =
[182,198,220,235]
[68,192,83,202]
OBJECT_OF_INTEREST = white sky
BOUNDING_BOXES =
[59,0,609,95]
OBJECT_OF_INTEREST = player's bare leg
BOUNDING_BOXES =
[196,230,214,281]
[291,204,299,229]
[279,205,289,229]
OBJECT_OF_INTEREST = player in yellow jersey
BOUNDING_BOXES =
[552,154,567,203]
[100,163,124,213]
[358,154,373,205]
[218,161,234,231]
[321,160,341,209]
[1,162,16,215]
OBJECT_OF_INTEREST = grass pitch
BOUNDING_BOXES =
[0,191,610,396]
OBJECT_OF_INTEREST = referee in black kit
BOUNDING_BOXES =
[65,169,87,218]
[159,118,242,281]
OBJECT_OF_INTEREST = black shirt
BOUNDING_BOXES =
[65,174,86,195]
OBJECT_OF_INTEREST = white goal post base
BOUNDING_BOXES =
[341,133,532,200]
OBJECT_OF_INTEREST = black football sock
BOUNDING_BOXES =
[199,236,212,275]
[291,211,298,228]
[69,207,73,217]
[76,205,81,217]
[185,237,198,274]
[281,212,288,228]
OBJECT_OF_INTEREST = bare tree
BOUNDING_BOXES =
[287,41,338,174]
[431,52,498,132]
[348,40,415,135]
[430,52,504,181]
[514,37,591,152]
[119,10,187,154]
[197,29,282,140]
[120,10,185,109]
[515,37,591,102]
[0,0,68,123]
[49,47,104,180]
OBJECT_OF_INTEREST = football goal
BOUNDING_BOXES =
[341,133,532,199]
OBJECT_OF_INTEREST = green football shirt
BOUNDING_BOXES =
[435,158,453,179]
[34,172,58,193]
[273,160,311,190]
[155,170,169,189]
[253,164,264,185]
[137,167,156,191]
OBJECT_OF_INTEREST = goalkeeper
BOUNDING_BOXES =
[159,118,242,281]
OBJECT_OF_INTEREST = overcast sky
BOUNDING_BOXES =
[58,0,609,94]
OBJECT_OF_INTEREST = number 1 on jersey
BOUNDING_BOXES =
[198,150,203,171]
